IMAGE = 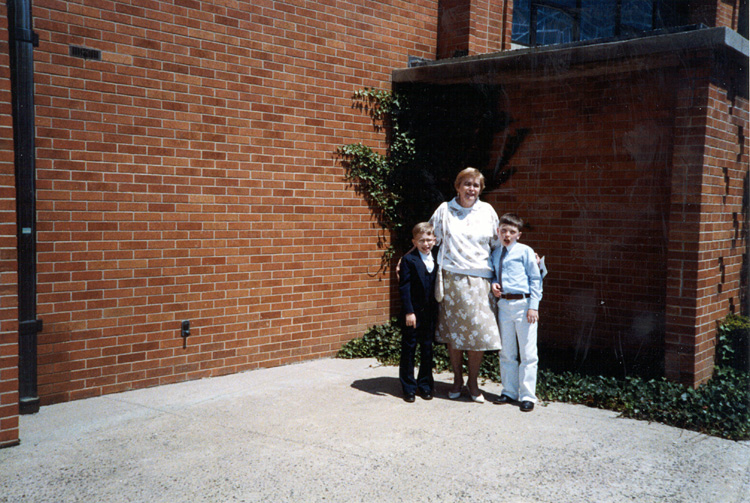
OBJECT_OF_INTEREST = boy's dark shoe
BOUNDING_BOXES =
[404,393,416,403]
[520,401,534,412]
[492,394,515,405]
[418,389,433,400]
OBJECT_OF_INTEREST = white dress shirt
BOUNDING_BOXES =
[419,250,434,273]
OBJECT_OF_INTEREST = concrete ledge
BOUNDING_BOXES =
[394,27,749,84]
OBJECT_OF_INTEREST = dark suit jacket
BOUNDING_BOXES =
[398,248,438,330]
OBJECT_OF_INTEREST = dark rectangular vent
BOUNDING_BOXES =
[69,45,102,61]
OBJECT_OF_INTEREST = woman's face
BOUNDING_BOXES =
[457,177,481,207]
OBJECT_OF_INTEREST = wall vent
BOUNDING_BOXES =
[69,45,102,61]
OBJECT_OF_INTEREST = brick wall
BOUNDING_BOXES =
[1,0,745,441]
[698,76,749,374]
[714,1,740,31]
[437,0,512,59]
[666,50,749,385]
[26,0,438,405]
[692,0,746,31]
[396,36,747,384]
[665,53,712,385]
[437,0,472,58]
[481,63,678,377]
[689,0,748,32]
[467,0,511,54]
[0,3,19,447]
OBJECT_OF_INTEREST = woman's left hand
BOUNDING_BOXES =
[527,309,539,324]
[491,283,502,298]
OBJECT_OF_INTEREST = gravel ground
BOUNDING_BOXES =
[1,358,748,503]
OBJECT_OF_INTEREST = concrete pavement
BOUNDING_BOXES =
[1,357,749,502]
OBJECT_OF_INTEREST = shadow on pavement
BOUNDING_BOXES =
[350,375,505,403]
[350,376,401,397]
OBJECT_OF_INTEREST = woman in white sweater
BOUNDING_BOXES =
[429,167,501,403]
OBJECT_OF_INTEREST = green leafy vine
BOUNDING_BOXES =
[337,88,415,268]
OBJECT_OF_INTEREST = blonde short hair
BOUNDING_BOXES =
[412,222,434,238]
[454,167,485,193]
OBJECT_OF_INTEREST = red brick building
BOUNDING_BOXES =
[395,23,748,381]
[1,0,747,446]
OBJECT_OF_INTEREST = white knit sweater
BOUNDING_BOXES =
[429,198,500,279]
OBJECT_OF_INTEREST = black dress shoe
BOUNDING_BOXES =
[417,389,433,400]
[404,393,416,403]
[520,400,534,412]
[493,394,515,405]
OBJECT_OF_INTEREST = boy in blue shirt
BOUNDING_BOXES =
[398,222,438,402]
[490,213,543,412]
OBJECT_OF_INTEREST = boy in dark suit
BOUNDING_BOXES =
[398,222,438,402]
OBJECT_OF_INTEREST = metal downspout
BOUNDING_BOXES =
[7,0,41,414]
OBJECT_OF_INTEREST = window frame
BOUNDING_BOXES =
[517,0,666,48]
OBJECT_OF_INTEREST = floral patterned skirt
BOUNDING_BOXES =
[436,271,501,351]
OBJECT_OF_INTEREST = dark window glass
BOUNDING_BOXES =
[621,0,655,35]
[580,0,616,40]
[535,6,575,45]
[512,0,674,47]
[512,0,532,45]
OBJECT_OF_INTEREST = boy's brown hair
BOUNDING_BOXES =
[412,222,434,238]
[500,213,524,230]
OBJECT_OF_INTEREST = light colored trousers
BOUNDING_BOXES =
[497,298,538,403]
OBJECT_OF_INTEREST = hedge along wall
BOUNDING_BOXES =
[0,4,19,446]
[24,0,438,405]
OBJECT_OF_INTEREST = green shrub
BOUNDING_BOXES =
[716,313,750,372]
[337,319,491,377]
[536,369,750,440]
[338,315,750,440]
[337,318,403,366]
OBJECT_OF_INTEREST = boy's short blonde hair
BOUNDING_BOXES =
[454,167,485,193]
[412,222,434,238]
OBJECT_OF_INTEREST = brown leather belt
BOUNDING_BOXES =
[500,293,530,300]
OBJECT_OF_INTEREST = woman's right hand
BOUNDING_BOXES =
[396,245,417,280]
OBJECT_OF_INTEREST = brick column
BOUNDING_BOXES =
[664,46,748,386]
[468,0,513,54]
[437,0,512,59]
[689,0,745,32]
[665,55,712,386]
[0,2,20,447]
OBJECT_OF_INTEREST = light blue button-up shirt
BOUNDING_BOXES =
[490,241,543,310]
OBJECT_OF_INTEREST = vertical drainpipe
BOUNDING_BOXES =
[7,0,42,414]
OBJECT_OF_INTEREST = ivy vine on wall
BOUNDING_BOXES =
[337,88,415,267]
[338,85,529,269]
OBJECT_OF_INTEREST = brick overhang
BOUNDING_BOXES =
[394,26,748,84]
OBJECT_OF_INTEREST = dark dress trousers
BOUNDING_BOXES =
[398,247,438,395]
